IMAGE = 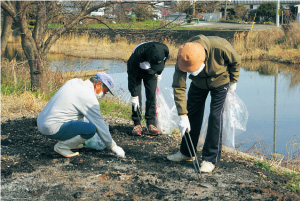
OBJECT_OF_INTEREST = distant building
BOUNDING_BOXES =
[91,8,105,16]
[166,13,187,20]
[296,5,300,22]
[231,0,300,9]
[201,12,223,21]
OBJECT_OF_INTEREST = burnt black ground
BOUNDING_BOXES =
[1,117,299,200]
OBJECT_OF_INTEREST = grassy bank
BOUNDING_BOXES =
[48,33,179,63]
[5,21,300,64]
[47,22,300,64]
[233,22,300,64]
[1,59,131,120]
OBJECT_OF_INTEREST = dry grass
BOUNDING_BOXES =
[233,22,300,64]
[0,59,109,120]
[49,33,132,61]
[49,32,179,63]
[1,91,47,119]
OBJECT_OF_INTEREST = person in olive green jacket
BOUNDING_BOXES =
[167,35,241,173]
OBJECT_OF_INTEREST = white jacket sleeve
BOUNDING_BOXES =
[78,97,116,149]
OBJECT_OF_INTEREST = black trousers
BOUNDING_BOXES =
[132,74,157,126]
[180,82,229,164]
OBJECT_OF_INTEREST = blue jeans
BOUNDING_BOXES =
[47,120,96,141]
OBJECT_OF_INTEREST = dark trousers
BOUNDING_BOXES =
[180,82,229,164]
[132,74,157,126]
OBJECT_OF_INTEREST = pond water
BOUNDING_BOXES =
[47,56,300,157]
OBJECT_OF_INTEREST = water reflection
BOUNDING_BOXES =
[239,61,300,157]
[47,54,127,74]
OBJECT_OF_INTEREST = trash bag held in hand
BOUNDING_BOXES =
[81,117,106,150]
[222,91,249,148]
[155,83,178,134]
[85,134,106,150]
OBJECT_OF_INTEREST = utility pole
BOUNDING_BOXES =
[192,0,195,16]
[274,67,278,154]
[224,0,227,20]
[276,0,280,27]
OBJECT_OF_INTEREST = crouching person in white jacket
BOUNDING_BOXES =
[37,72,125,158]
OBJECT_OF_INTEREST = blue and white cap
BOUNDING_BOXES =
[94,72,114,96]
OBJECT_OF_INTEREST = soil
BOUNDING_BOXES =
[1,116,300,201]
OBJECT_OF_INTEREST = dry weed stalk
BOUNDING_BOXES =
[48,32,179,63]
[1,91,47,119]
[233,22,300,64]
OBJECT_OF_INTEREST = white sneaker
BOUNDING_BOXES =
[200,161,215,173]
[167,151,195,162]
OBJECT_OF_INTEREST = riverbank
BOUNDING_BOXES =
[1,115,300,200]
[46,22,300,64]
[5,22,300,65]
[1,58,300,198]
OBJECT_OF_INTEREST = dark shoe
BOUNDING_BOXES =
[132,125,142,136]
[147,124,161,135]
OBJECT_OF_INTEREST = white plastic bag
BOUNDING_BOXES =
[81,117,106,150]
[155,83,178,134]
[222,91,249,148]
[85,134,106,150]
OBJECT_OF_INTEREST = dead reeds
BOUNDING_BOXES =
[48,32,179,63]
[233,21,300,64]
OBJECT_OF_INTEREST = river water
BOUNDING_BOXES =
[47,56,300,158]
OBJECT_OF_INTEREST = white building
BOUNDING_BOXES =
[91,8,105,16]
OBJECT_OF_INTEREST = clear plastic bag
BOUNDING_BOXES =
[85,134,107,150]
[222,91,249,148]
[82,117,106,150]
[155,83,178,134]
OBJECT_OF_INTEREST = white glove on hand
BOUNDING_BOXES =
[130,96,139,111]
[156,74,162,82]
[139,61,151,70]
[111,145,125,158]
[229,82,237,92]
[177,115,191,137]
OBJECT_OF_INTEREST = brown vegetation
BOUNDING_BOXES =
[48,33,179,62]
[0,59,107,120]
[233,22,300,64]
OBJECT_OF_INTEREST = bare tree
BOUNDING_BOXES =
[1,1,111,91]
[1,10,14,55]
[234,4,248,21]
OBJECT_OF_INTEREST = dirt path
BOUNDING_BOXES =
[184,21,278,31]
[1,117,299,200]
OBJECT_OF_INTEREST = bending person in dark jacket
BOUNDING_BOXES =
[167,35,241,173]
[127,42,169,135]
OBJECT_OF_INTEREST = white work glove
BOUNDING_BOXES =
[177,115,191,137]
[229,82,237,92]
[130,96,139,111]
[139,61,151,70]
[111,145,125,158]
[156,74,162,82]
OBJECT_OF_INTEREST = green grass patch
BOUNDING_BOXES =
[99,97,132,120]
[254,161,300,194]
[46,20,222,30]
[254,161,275,172]
[284,172,300,193]
[1,80,31,95]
